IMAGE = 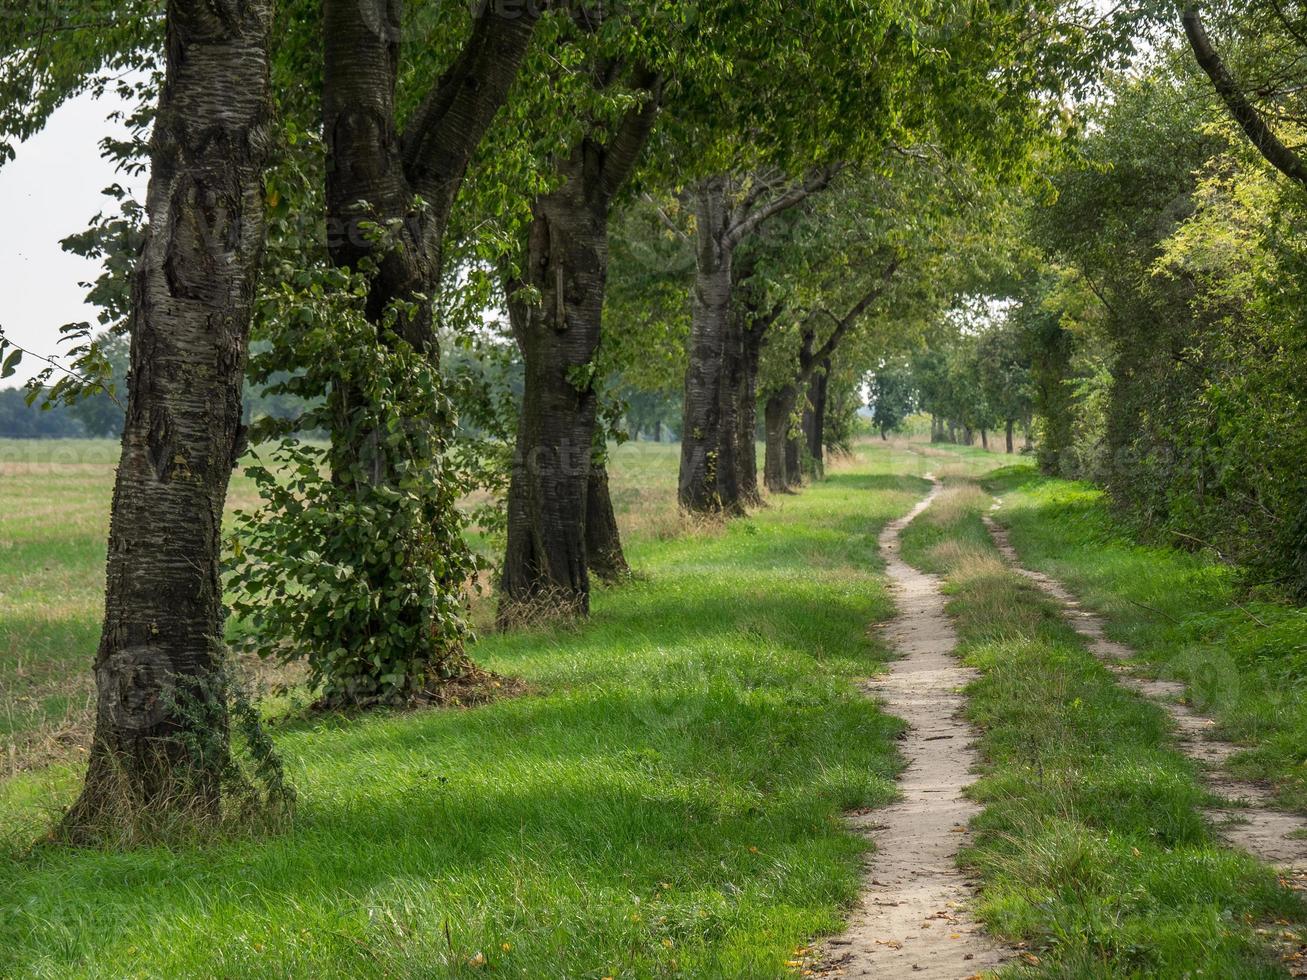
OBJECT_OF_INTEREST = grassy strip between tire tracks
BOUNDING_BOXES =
[895,459,1306,977]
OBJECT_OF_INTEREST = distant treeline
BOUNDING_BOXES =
[0,386,118,439]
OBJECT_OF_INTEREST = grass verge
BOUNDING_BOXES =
[896,466,1307,977]
[0,452,918,979]
[987,466,1307,815]
[0,441,685,775]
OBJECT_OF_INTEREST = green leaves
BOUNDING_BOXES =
[228,258,480,708]
[0,341,21,380]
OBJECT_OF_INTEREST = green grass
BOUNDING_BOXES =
[0,439,685,772]
[986,466,1307,815]
[884,446,1307,977]
[0,449,922,979]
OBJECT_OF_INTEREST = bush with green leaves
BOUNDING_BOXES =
[229,232,479,708]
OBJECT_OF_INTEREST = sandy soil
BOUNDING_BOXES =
[817,477,1008,979]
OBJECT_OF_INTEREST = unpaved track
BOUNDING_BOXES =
[984,512,1307,888]
[819,478,1008,978]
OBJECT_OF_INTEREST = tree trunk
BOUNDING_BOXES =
[323,0,434,349]
[963,426,974,445]
[785,430,803,486]
[763,386,797,493]
[980,428,989,451]
[653,419,662,442]
[1006,419,1015,454]
[499,70,658,620]
[63,0,274,837]
[734,323,765,506]
[321,0,539,651]
[803,361,828,478]
[500,167,607,621]
[679,178,735,513]
[323,0,539,334]
[677,171,836,513]
[585,462,630,582]
[715,314,744,511]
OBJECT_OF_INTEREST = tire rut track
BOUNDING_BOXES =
[818,477,1008,979]
[983,510,1307,893]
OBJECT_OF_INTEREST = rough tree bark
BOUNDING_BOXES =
[734,320,768,505]
[784,427,802,485]
[680,178,735,512]
[323,0,540,349]
[321,0,537,639]
[63,0,275,836]
[500,161,608,618]
[585,463,630,582]
[763,384,799,493]
[730,262,781,506]
[679,167,838,514]
[802,358,829,478]
[1005,419,1015,454]
[499,66,659,620]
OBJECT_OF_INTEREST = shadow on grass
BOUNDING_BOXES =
[0,452,920,977]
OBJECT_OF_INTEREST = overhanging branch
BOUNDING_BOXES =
[1181,5,1307,189]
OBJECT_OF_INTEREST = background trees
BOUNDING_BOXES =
[982,19,1307,595]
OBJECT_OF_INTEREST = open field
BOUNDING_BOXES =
[1,444,924,977]
[0,439,685,775]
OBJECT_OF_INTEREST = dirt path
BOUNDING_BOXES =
[819,477,1008,978]
[983,511,1307,890]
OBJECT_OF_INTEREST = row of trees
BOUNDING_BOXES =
[0,0,1132,837]
[869,307,1037,453]
[869,2,1307,595]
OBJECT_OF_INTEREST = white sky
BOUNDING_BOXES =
[0,87,141,388]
